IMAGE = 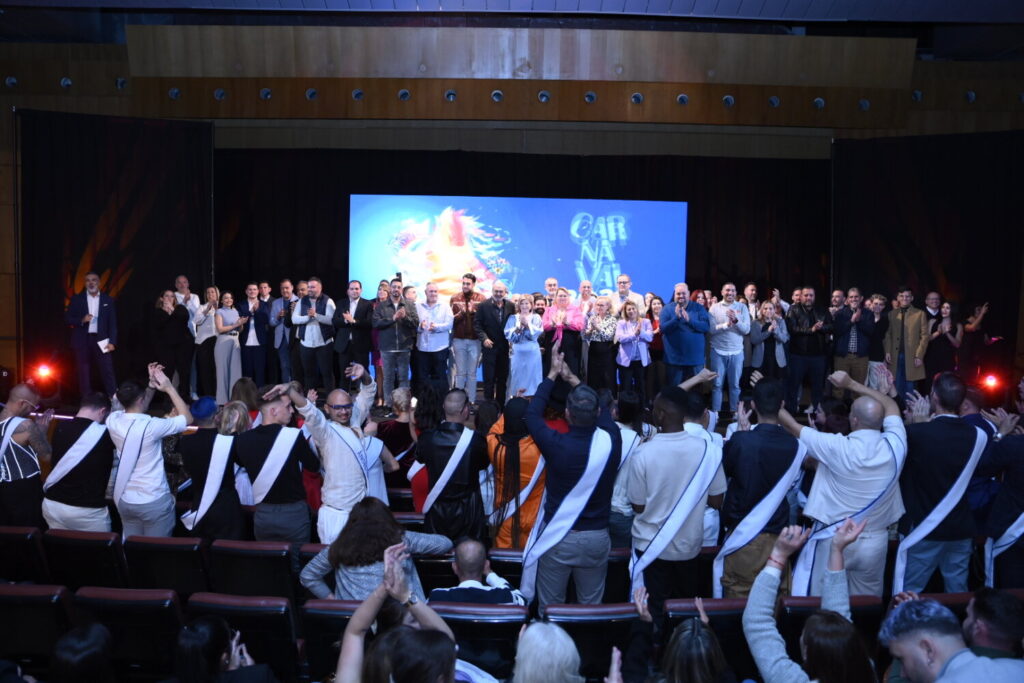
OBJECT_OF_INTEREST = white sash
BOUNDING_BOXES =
[712,441,806,597]
[520,429,613,601]
[490,459,546,526]
[250,427,302,505]
[629,439,722,592]
[234,465,254,505]
[986,510,1024,588]
[792,436,905,596]
[251,412,263,428]
[893,426,987,593]
[327,422,371,488]
[407,461,425,481]
[44,422,108,491]
[180,434,234,530]
[422,427,475,514]
[393,444,414,462]
[619,432,641,472]
[113,419,150,504]
[361,436,389,504]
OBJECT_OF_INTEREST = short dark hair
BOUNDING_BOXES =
[896,284,912,295]
[307,276,322,285]
[390,277,403,286]
[174,616,230,683]
[972,588,1024,654]
[566,385,600,427]
[280,278,292,286]
[681,389,708,422]
[84,270,100,279]
[115,381,146,409]
[50,623,114,683]
[462,273,477,283]
[402,285,415,296]
[752,378,784,417]
[932,371,966,413]
[348,279,362,288]
[79,392,111,412]
[258,280,270,288]
[879,599,962,646]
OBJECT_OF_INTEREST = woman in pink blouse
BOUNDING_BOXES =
[542,287,585,375]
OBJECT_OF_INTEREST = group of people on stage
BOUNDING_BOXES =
[3,267,1019,682]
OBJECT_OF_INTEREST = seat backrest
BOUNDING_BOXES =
[209,540,295,602]
[43,529,128,589]
[187,592,298,683]
[0,526,49,583]
[431,602,529,680]
[542,603,638,680]
[387,487,414,512]
[664,598,756,681]
[300,600,361,681]
[602,548,632,603]
[413,554,458,595]
[125,535,209,598]
[392,511,425,532]
[0,584,72,675]
[780,594,885,662]
[918,591,972,621]
[73,587,184,675]
[696,545,720,598]
[487,549,524,589]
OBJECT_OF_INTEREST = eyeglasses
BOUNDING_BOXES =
[20,399,40,411]
[327,403,354,410]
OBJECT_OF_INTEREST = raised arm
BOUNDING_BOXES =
[829,370,899,418]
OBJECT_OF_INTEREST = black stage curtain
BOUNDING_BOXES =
[833,131,1023,370]
[20,110,213,391]
[214,149,831,302]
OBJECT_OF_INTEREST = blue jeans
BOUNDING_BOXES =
[902,538,973,594]
[710,350,743,411]
[277,343,292,383]
[666,363,703,389]
[894,353,917,403]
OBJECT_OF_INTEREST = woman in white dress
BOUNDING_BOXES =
[504,296,544,400]
[213,291,246,405]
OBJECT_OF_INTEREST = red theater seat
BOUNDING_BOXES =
[431,602,529,680]
[300,599,361,681]
[393,510,425,532]
[0,525,49,583]
[43,529,128,589]
[125,535,209,598]
[0,584,72,677]
[413,554,459,594]
[487,548,524,589]
[209,539,296,602]
[780,594,885,661]
[387,487,415,512]
[542,603,638,680]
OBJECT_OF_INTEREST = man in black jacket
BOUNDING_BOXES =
[473,281,516,403]
[785,286,833,412]
[333,279,373,388]
[832,287,875,398]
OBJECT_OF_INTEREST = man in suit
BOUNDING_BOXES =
[474,280,516,403]
[269,279,299,383]
[258,280,279,383]
[832,287,875,397]
[292,277,337,393]
[65,271,117,396]
[884,285,931,401]
[333,279,373,389]
[236,282,271,386]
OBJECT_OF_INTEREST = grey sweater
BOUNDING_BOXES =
[299,530,453,601]
[741,566,850,683]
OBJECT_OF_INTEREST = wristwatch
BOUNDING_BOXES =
[404,594,419,608]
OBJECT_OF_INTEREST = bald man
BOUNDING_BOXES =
[778,370,906,596]
[0,383,52,527]
[267,363,397,544]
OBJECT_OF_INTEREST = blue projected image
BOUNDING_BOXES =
[349,195,687,301]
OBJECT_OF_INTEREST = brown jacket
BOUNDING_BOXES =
[883,305,931,381]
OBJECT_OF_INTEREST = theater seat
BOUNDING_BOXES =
[603,548,632,603]
[431,602,529,679]
[918,591,972,620]
[387,488,415,512]
[780,594,885,662]
[413,554,458,594]
[187,592,301,683]
[696,545,720,597]
[0,525,49,583]
[487,548,524,589]
[664,598,757,681]
[73,587,183,678]
[125,536,209,598]
[209,540,296,602]
[393,511,425,532]
[542,603,637,680]
[43,529,128,589]
[0,584,72,677]
[300,599,361,681]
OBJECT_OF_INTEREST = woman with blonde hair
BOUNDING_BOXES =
[512,622,584,683]
[218,400,254,506]
[584,296,618,393]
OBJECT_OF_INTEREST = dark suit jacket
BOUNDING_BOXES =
[832,307,875,358]
[235,299,271,346]
[474,298,516,348]
[722,424,799,534]
[65,291,118,348]
[332,297,373,354]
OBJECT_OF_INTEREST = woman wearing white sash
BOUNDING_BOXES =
[488,397,546,549]
[179,397,245,540]
[106,364,192,538]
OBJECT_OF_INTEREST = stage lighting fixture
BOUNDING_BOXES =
[813,97,826,109]
[584,91,597,104]
[60,77,72,89]
[4,76,16,88]
[35,364,52,379]
[29,363,61,407]
[722,95,735,108]
[398,89,411,101]
[537,90,550,103]
[858,98,871,111]
[965,90,977,104]
[768,95,780,108]
[630,92,644,104]
[490,90,503,102]
[115,77,127,90]
[213,88,227,101]
[983,374,1000,390]
[444,89,457,102]
[352,89,364,101]
[259,88,272,100]
[911,89,923,102]
[305,88,318,101]
[676,93,689,105]
[168,87,181,100]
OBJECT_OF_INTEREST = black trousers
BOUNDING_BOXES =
[240,344,266,387]
[618,360,646,404]
[336,346,370,391]
[75,334,117,397]
[586,341,616,393]
[301,344,335,392]
[195,337,217,397]
[157,341,195,398]
[418,348,450,396]
[481,344,510,403]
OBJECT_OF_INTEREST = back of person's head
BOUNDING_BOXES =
[961,386,985,415]
[49,623,114,683]
[681,389,707,423]
[442,388,470,421]
[751,378,784,418]
[231,377,260,411]
[801,610,876,683]
[513,622,584,683]
[79,391,112,413]
[329,496,403,568]
[364,626,456,683]
[218,400,252,435]
[879,599,963,679]
[190,396,218,425]
[931,371,966,414]
[391,387,412,414]
[453,539,487,580]
[174,616,231,683]
[115,380,145,410]
[659,618,729,683]
[967,588,1024,654]
[414,383,445,432]
[849,395,884,431]
[565,384,599,428]
[475,399,501,435]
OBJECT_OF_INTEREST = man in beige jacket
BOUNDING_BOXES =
[883,285,931,400]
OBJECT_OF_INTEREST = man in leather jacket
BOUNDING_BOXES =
[785,286,833,412]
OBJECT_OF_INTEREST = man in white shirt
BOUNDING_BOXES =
[269,279,299,383]
[106,364,192,537]
[174,274,201,334]
[708,283,752,414]
[778,370,906,597]
[416,282,455,396]
[291,276,336,392]
[612,273,647,318]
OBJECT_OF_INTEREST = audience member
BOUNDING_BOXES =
[708,282,751,414]
[179,396,245,540]
[214,291,245,405]
[293,276,337,393]
[831,287,874,396]
[608,390,652,549]
[511,622,584,683]
[379,387,418,487]
[474,281,515,403]
[172,616,277,683]
[661,282,711,386]
[489,397,545,549]
[884,285,931,400]
[978,425,1024,589]
[427,539,526,604]
[785,286,833,412]
[48,623,115,683]
[504,295,544,400]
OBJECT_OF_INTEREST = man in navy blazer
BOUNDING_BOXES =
[332,280,374,386]
[64,271,117,396]
[235,282,272,386]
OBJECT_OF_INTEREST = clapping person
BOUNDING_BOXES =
[614,300,653,405]
[172,616,278,683]
[152,289,194,398]
[237,282,271,387]
[504,295,544,400]
[924,301,963,391]
[645,295,667,401]
[214,291,245,405]
[193,286,220,397]
[542,287,585,375]
[748,301,789,382]
[584,296,618,393]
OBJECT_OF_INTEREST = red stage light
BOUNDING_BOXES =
[35,364,53,379]
[983,374,999,389]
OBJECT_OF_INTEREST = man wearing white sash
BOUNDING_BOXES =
[976,422,1024,588]
[0,383,52,528]
[232,382,319,543]
[178,397,245,540]
[898,372,987,593]
[523,352,622,609]
[608,391,652,549]
[417,388,490,542]
[718,378,804,598]
[778,370,906,597]
[42,392,115,532]
[106,365,192,537]
[628,385,726,634]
